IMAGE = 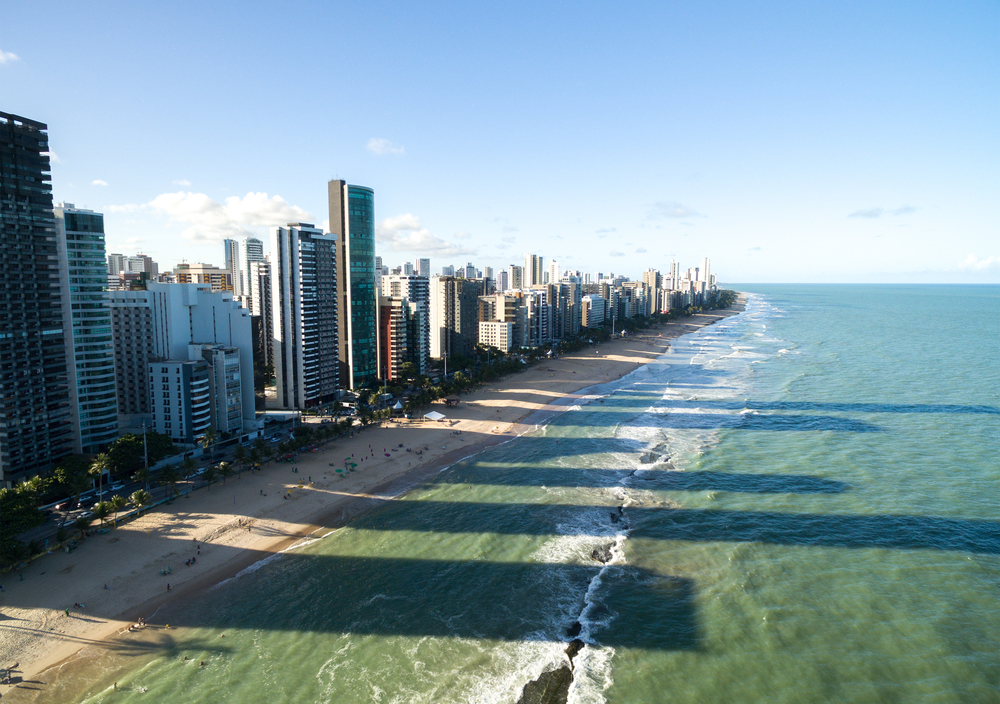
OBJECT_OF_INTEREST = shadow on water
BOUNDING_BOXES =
[350,501,1000,555]
[648,400,1000,415]
[164,556,700,652]
[442,467,850,494]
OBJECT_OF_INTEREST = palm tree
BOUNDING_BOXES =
[202,465,218,489]
[110,494,127,526]
[180,456,197,482]
[128,489,152,516]
[233,445,247,478]
[198,429,218,459]
[63,469,92,513]
[218,461,233,485]
[89,452,109,502]
[92,501,111,528]
[135,464,152,491]
[160,465,181,497]
[74,514,93,538]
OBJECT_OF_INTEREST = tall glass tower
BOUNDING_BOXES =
[0,112,73,484]
[54,204,118,454]
[328,180,377,389]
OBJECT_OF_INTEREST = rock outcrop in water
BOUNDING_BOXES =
[591,543,614,563]
[516,639,587,704]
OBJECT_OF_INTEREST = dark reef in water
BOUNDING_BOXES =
[516,638,586,704]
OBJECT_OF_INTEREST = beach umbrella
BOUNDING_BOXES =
[336,469,342,473]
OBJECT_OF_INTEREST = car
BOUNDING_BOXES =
[79,511,94,520]
[108,482,125,492]
[211,453,226,461]
[194,467,207,475]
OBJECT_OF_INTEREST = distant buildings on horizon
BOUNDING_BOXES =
[0,109,722,487]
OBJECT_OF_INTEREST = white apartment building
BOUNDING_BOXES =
[110,283,256,436]
[478,321,514,352]
[270,224,339,409]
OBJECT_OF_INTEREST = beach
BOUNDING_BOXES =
[0,307,741,699]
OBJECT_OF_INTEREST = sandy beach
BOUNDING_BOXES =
[0,306,740,697]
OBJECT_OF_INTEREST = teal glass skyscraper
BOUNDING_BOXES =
[55,204,119,454]
[328,180,377,389]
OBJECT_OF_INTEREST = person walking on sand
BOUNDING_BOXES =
[167,583,171,591]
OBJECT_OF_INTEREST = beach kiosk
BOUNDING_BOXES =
[423,411,446,423]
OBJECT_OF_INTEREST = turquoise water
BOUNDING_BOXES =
[55,285,1000,703]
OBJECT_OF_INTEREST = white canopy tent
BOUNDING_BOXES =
[423,411,446,422]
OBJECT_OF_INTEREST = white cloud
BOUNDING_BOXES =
[376,213,475,257]
[454,230,471,240]
[0,48,19,64]
[135,191,313,242]
[596,227,617,234]
[367,138,405,155]
[652,200,703,219]
[848,207,883,218]
[173,179,191,186]
[502,225,519,233]
[635,247,647,253]
[92,179,109,186]
[609,250,625,257]
[848,205,918,219]
[43,150,61,164]
[958,254,999,271]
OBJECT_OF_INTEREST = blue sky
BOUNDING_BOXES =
[2,0,997,282]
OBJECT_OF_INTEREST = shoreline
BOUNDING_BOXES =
[0,303,744,699]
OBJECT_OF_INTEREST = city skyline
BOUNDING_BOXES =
[2,2,995,283]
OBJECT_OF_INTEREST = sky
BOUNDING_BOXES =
[2,0,997,283]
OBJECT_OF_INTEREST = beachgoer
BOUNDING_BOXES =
[65,608,70,616]
[167,583,171,591]
[114,682,117,690]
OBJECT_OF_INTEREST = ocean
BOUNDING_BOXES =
[45,284,1000,703]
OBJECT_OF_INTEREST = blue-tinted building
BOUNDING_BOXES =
[328,180,378,389]
[54,204,119,454]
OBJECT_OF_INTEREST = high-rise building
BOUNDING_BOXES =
[700,258,711,283]
[442,265,455,277]
[110,283,256,435]
[417,258,430,277]
[430,276,481,359]
[0,112,73,484]
[464,262,476,279]
[271,223,339,409]
[109,290,155,430]
[148,359,211,444]
[525,254,545,287]
[173,262,233,291]
[507,264,523,290]
[130,253,158,279]
[548,260,560,285]
[237,236,264,301]
[107,252,125,275]
[224,239,240,295]
[246,259,272,367]
[328,180,377,390]
[381,274,430,375]
[54,204,118,455]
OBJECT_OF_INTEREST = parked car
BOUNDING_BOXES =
[79,511,94,520]
[108,482,125,492]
